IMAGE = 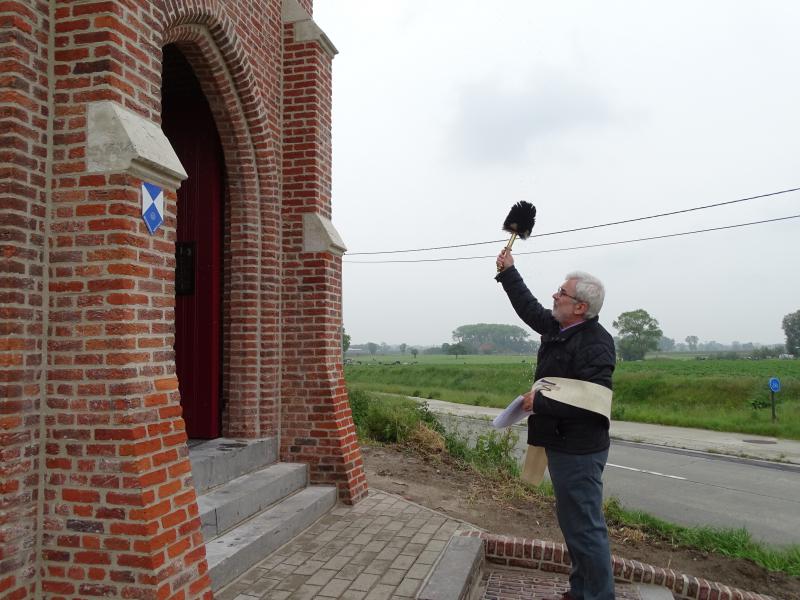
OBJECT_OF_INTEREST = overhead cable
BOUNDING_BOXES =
[343,213,800,264]
[346,186,800,255]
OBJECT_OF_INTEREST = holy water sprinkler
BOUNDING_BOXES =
[497,201,536,272]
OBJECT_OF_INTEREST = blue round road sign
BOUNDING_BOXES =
[769,377,781,393]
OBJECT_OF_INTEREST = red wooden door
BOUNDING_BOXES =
[162,51,224,439]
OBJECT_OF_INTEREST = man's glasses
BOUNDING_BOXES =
[556,287,582,302]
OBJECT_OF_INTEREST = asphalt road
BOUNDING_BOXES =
[435,414,800,548]
[606,440,800,548]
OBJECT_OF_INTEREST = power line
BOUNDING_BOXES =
[343,213,800,264]
[346,186,800,255]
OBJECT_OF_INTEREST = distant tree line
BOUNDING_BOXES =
[451,323,538,354]
[612,308,795,361]
[346,323,539,358]
[344,308,799,361]
[656,335,783,355]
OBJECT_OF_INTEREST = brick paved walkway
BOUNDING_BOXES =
[211,469,776,600]
[482,568,642,600]
[216,490,476,600]
[216,488,648,600]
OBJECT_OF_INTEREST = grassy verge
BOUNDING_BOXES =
[345,358,800,439]
[349,389,552,498]
[604,499,800,576]
[348,389,800,577]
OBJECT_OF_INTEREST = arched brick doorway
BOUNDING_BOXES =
[162,44,225,439]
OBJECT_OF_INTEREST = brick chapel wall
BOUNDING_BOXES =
[38,1,213,596]
[1,2,51,598]
[14,1,286,597]
[41,1,298,595]
[1,0,366,597]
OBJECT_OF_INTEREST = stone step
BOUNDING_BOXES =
[190,437,278,494]
[205,485,337,591]
[197,462,308,541]
[417,535,484,600]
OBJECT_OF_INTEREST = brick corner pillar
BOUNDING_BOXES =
[41,95,212,598]
[281,0,367,505]
[0,2,51,597]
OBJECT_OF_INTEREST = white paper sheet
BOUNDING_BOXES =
[491,395,532,428]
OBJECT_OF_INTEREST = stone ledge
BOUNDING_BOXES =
[303,212,346,256]
[86,101,187,190]
[282,0,338,57]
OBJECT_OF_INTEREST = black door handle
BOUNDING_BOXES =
[175,241,196,296]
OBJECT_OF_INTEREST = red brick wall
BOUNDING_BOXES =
[280,24,367,504]
[41,1,211,595]
[1,0,366,597]
[1,2,50,598]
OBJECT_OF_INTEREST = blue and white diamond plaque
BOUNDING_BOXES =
[141,181,164,235]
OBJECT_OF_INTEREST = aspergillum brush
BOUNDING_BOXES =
[497,201,537,272]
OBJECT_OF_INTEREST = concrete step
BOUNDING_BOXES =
[205,485,337,591]
[197,462,308,540]
[417,535,484,600]
[190,437,278,494]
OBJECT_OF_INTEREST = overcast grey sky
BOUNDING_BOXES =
[314,1,800,348]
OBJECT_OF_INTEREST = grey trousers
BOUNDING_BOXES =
[546,447,615,600]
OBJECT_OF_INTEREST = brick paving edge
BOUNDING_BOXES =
[457,532,777,600]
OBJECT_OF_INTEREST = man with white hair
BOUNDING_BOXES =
[496,248,616,600]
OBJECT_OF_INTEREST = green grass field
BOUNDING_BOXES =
[344,355,800,439]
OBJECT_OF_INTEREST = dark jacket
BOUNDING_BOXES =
[496,266,615,454]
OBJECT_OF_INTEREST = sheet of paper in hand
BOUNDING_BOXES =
[492,395,531,428]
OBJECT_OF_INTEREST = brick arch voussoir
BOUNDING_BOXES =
[159,1,280,189]
[162,28,260,195]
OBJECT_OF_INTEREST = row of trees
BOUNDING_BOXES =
[345,308,800,361]
[347,324,538,358]
[612,308,798,360]
[451,323,537,354]
[659,336,780,353]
